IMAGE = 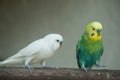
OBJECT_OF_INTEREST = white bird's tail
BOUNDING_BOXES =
[0,59,14,66]
[0,53,24,66]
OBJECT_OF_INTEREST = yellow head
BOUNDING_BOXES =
[85,21,103,41]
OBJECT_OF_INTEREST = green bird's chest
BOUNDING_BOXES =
[81,40,103,55]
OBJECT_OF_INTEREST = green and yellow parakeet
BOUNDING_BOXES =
[76,21,104,72]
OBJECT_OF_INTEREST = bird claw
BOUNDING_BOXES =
[43,66,59,69]
[96,64,106,67]
[81,67,88,72]
[51,66,59,69]
[24,65,33,73]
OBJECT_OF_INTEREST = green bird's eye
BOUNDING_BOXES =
[91,33,95,36]
[92,27,95,30]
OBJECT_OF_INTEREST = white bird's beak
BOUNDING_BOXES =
[60,42,63,47]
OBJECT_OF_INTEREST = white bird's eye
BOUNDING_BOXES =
[56,40,59,42]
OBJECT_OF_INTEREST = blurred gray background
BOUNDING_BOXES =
[0,0,120,70]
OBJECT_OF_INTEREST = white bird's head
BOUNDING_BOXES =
[43,34,63,51]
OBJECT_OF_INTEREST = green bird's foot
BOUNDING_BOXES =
[96,64,106,67]
[81,67,88,72]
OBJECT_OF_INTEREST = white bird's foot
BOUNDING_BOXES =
[41,61,46,67]
[49,66,59,69]
[25,64,33,73]
[43,66,59,69]
[41,61,58,69]
[42,66,51,69]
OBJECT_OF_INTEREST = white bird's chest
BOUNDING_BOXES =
[33,44,55,60]
[39,48,54,59]
[29,47,55,64]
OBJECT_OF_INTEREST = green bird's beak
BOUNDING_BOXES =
[97,29,102,33]
[97,29,102,36]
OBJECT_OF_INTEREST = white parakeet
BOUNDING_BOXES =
[0,33,63,73]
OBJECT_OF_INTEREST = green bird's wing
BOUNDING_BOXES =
[76,39,81,68]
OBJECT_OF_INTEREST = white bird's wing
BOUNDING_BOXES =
[8,39,45,59]
[18,39,44,56]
